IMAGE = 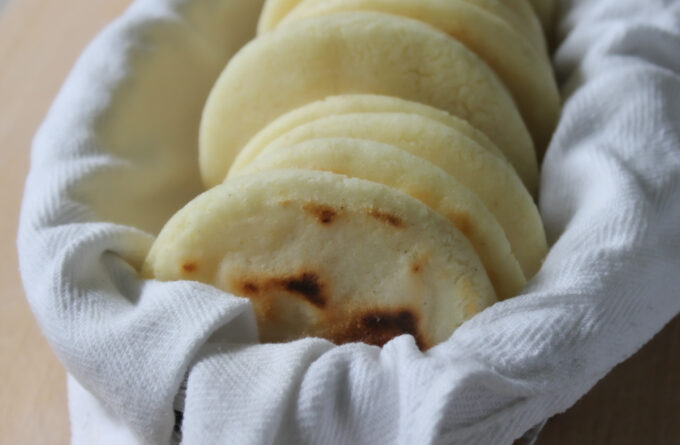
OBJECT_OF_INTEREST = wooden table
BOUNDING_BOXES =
[0,2,132,444]
[0,1,677,444]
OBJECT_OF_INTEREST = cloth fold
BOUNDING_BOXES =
[18,0,680,444]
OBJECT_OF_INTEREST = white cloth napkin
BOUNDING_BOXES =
[17,0,680,444]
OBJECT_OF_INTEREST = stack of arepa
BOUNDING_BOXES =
[142,0,560,350]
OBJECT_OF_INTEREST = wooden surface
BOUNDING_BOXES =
[0,1,677,444]
[538,315,680,444]
[0,1,132,444]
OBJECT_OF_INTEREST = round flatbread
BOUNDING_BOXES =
[239,137,526,300]
[142,169,497,349]
[199,12,536,192]
[229,112,547,279]
[260,0,547,55]
[229,94,505,177]
[279,0,560,152]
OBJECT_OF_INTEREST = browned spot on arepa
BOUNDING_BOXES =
[409,251,432,276]
[303,203,338,224]
[181,262,198,273]
[279,272,326,307]
[367,208,403,228]
[329,308,428,350]
[239,280,259,295]
[230,271,327,308]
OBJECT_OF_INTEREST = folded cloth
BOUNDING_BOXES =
[17,0,680,444]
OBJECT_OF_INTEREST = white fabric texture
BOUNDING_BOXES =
[17,0,680,444]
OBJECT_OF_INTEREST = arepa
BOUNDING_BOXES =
[261,0,547,55]
[239,137,526,300]
[142,170,497,349]
[228,94,506,177]
[229,112,548,278]
[199,12,536,192]
[278,0,560,151]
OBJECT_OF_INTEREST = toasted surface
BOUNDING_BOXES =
[279,0,560,152]
[229,94,505,176]
[142,170,497,349]
[240,137,526,300]
[199,12,536,191]
[229,112,547,278]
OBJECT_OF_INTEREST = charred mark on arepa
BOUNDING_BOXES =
[367,208,403,228]
[303,203,338,224]
[279,272,326,307]
[240,281,259,294]
[410,252,431,275]
[332,308,426,350]
[181,262,198,273]
[360,310,420,341]
[231,272,327,308]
